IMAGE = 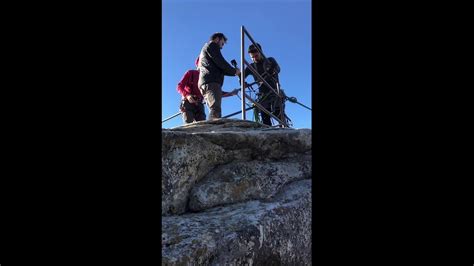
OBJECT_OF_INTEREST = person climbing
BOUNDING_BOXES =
[243,43,287,126]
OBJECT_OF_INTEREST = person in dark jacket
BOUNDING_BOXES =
[243,43,285,126]
[198,32,241,120]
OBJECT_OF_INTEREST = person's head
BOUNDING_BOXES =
[210,32,227,49]
[248,43,263,63]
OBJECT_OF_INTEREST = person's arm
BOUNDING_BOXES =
[177,71,197,103]
[267,57,280,74]
[206,42,238,76]
[177,71,192,97]
[241,63,258,87]
[243,64,252,79]
[222,89,239,97]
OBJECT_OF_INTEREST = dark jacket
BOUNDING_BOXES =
[244,57,280,95]
[198,41,237,88]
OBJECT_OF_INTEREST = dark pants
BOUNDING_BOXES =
[180,100,206,124]
[200,83,223,120]
[258,93,284,126]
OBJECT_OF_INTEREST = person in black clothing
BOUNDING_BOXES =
[198,32,241,120]
[243,43,286,126]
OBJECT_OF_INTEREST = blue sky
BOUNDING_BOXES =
[162,0,312,129]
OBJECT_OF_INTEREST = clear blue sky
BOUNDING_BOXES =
[162,0,312,129]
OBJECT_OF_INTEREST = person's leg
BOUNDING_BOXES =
[272,96,283,122]
[258,96,272,126]
[260,111,271,125]
[195,102,206,121]
[202,83,222,120]
[181,100,195,124]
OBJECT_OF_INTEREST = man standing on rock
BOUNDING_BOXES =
[198,32,241,120]
[243,43,286,126]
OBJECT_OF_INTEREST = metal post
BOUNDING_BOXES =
[276,82,284,123]
[241,26,246,120]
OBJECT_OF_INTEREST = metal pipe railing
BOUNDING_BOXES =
[223,106,254,119]
[243,93,288,127]
[242,27,268,62]
[240,26,246,120]
[162,112,181,123]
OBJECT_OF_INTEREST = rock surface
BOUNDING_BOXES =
[162,119,312,265]
[189,155,311,212]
